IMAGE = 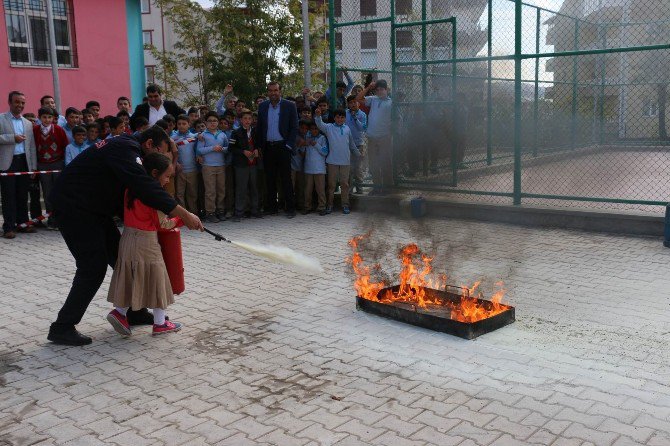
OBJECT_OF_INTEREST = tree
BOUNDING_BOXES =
[205,0,306,101]
[149,0,216,105]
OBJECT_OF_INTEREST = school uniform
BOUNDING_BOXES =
[315,116,360,208]
[229,126,260,216]
[107,190,183,311]
[196,130,228,215]
[33,123,68,218]
[64,141,87,166]
[364,95,393,189]
[173,131,199,214]
[346,109,367,189]
[303,134,328,211]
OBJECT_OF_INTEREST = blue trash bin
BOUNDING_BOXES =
[410,197,426,218]
[665,204,670,248]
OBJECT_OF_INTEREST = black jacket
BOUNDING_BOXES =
[256,99,299,150]
[50,134,178,218]
[228,126,259,168]
[132,100,186,123]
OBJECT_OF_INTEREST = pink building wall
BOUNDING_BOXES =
[0,0,132,116]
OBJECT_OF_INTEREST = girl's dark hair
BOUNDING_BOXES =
[127,152,172,209]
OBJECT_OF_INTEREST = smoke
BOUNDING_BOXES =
[351,213,523,298]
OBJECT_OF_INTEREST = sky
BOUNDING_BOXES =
[194,0,215,7]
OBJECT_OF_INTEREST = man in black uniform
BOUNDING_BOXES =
[47,126,203,346]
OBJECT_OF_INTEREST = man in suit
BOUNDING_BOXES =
[131,84,185,127]
[256,82,299,218]
[0,91,38,239]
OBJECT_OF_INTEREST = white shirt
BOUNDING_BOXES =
[148,103,167,126]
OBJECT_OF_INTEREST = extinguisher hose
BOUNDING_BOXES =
[203,227,231,243]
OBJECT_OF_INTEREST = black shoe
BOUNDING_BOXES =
[286,211,296,219]
[264,209,279,216]
[251,212,263,219]
[126,308,154,326]
[232,214,241,222]
[47,325,92,346]
[318,209,328,216]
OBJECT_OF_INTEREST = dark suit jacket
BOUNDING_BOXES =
[228,126,259,168]
[256,99,299,150]
[132,100,186,123]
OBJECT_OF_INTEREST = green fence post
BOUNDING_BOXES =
[533,8,540,157]
[486,0,493,165]
[513,0,522,205]
[391,0,397,186]
[598,24,607,145]
[328,0,337,110]
[421,0,428,176]
[570,20,580,150]
[451,17,458,187]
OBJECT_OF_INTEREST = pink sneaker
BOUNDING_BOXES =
[106,309,132,336]
[152,320,182,336]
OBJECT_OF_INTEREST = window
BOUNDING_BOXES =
[145,66,155,84]
[140,0,151,14]
[361,31,377,49]
[326,32,342,50]
[396,30,412,48]
[432,28,450,47]
[4,0,77,67]
[643,98,658,117]
[360,0,376,17]
[334,0,341,17]
[396,0,411,15]
[142,30,153,47]
[430,0,449,16]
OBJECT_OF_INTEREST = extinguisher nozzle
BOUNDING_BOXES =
[203,227,229,243]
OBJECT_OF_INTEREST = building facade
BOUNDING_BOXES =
[326,0,487,92]
[0,0,146,114]
[140,0,200,105]
[545,0,670,140]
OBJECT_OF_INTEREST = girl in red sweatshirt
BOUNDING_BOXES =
[106,152,183,336]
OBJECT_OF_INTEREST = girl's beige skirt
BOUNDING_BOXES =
[107,227,174,310]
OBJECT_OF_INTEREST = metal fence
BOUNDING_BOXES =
[328,0,670,214]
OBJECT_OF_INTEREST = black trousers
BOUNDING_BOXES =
[0,154,30,232]
[51,209,120,330]
[264,142,295,213]
[29,177,42,219]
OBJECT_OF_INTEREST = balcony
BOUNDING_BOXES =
[582,0,626,20]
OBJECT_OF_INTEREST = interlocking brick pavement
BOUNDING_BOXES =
[2,213,670,445]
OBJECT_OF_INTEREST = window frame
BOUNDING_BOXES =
[140,0,151,14]
[142,29,153,47]
[360,30,377,50]
[145,65,156,84]
[4,0,77,68]
[360,0,376,17]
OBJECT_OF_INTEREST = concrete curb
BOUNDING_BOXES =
[352,194,665,237]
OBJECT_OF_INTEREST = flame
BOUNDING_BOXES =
[347,234,386,300]
[349,234,507,323]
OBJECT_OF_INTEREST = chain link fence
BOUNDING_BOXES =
[329,0,670,214]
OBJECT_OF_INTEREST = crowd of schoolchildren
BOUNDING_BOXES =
[2,76,392,240]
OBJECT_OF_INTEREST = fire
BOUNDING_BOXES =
[348,234,507,323]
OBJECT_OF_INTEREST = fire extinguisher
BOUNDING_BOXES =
[157,228,185,295]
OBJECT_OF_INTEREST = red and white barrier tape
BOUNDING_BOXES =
[0,170,61,177]
[17,212,52,229]
[175,137,197,146]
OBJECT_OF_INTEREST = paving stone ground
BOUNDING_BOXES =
[1,212,670,445]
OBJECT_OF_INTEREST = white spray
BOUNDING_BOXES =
[203,227,324,273]
[230,240,324,274]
